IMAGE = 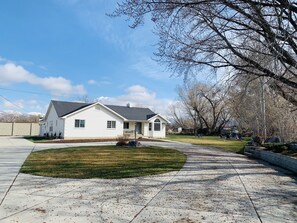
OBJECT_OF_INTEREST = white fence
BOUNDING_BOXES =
[0,123,40,136]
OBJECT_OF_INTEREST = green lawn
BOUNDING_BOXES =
[20,146,186,179]
[167,135,250,154]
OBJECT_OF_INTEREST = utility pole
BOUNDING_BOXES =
[260,77,267,140]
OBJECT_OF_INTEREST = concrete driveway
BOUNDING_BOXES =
[0,137,35,206]
[0,137,296,222]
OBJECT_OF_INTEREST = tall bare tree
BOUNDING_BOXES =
[168,102,192,129]
[228,75,297,141]
[113,0,297,106]
[170,82,230,135]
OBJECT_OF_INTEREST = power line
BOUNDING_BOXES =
[0,95,27,112]
[0,87,51,96]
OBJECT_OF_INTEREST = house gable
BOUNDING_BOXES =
[147,114,170,123]
[52,100,93,117]
[61,102,126,120]
[44,102,53,121]
[42,101,64,137]
[63,103,124,139]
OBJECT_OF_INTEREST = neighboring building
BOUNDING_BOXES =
[40,100,169,139]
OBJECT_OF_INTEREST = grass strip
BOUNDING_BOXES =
[167,135,250,154]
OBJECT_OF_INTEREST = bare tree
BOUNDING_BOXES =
[113,0,297,106]
[76,95,95,103]
[170,82,230,135]
[228,75,297,141]
[0,113,40,123]
[168,102,190,129]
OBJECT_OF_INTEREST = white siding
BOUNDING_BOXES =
[143,123,149,137]
[42,104,64,137]
[40,123,46,136]
[149,116,167,138]
[64,104,123,139]
[123,121,136,138]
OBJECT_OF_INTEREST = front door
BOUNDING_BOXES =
[135,122,142,134]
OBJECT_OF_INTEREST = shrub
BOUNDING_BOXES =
[253,136,262,146]
[116,135,129,147]
[263,143,289,153]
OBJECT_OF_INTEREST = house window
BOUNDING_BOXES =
[149,123,152,131]
[49,121,53,132]
[154,119,161,131]
[123,122,129,129]
[75,119,85,128]
[107,120,116,129]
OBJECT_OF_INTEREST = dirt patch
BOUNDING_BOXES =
[33,207,46,213]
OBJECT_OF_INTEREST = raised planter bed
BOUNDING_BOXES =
[244,146,297,173]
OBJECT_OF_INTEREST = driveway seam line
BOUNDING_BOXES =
[129,171,181,223]
[0,145,36,207]
[0,184,81,221]
[228,160,263,223]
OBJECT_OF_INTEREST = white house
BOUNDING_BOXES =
[40,100,169,139]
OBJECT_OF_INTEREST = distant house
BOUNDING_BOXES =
[40,100,169,139]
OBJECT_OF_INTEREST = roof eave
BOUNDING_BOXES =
[61,102,127,120]
[125,120,149,122]
[147,114,170,123]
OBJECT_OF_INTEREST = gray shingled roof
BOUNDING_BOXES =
[51,100,92,117]
[51,100,156,120]
[105,105,156,121]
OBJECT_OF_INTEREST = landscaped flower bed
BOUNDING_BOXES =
[263,143,297,158]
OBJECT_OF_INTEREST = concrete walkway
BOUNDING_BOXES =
[0,138,296,222]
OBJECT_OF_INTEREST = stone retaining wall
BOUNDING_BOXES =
[244,146,297,173]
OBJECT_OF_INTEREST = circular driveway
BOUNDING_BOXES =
[0,137,296,222]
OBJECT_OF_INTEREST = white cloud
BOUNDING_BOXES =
[0,110,44,117]
[88,79,97,85]
[97,85,173,115]
[0,110,23,116]
[26,100,44,111]
[1,98,44,112]
[3,100,24,109]
[28,112,44,116]
[0,62,86,96]
[97,96,109,101]
[88,79,111,86]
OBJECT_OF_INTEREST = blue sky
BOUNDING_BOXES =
[0,0,183,115]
